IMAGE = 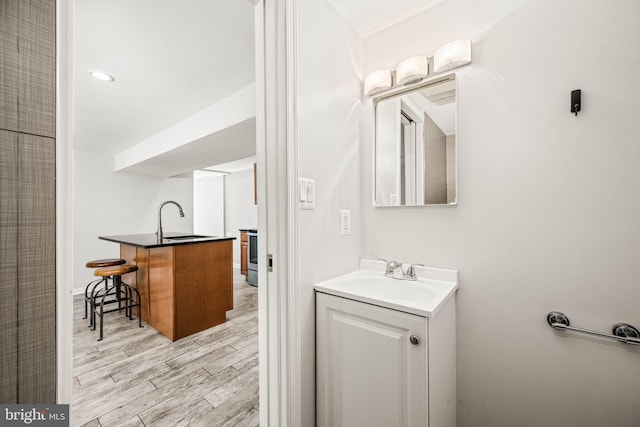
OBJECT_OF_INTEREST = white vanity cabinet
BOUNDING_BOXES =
[316,286,456,427]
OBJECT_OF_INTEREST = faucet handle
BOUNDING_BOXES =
[404,264,424,281]
[384,260,403,277]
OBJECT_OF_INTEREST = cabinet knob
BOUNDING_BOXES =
[409,335,420,345]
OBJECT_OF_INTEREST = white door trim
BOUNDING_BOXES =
[284,0,301,424]
[256,0,301,425]
[56,0,74,405]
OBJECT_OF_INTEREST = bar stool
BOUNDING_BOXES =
[83,258,126,326]
[90,264,143,341]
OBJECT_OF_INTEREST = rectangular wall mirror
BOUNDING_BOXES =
[374,74,457,207]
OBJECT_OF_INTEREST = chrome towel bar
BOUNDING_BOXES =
[546,311,640,346]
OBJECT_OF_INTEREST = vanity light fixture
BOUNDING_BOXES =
[364,69,393,96]
[433,40,471,74]
[89,70,115,82]
[395,56,429,86]
[363,39,471,96]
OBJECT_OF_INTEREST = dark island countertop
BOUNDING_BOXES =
[99,232,235,249]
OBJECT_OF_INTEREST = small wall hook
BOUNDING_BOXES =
[571,89,581,116]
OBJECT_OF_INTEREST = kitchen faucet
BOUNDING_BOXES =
[157,200,184,241]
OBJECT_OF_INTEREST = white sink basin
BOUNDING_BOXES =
[314,259,458,317]
[333,275,437,301]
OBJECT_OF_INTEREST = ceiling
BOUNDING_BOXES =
[73,0,255,157]
[73,0,444,173]
[325,0,446,36]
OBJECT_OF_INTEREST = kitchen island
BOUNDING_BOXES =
[99,233,235,341]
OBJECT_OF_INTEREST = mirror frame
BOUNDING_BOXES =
[372,73,458,207]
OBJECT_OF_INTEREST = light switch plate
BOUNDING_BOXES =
[299,178,315,210]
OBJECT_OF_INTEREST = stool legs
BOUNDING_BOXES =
[83,278,101,320]
[84,258,126,325]
[85,277,109,327]
[91,274,143,341]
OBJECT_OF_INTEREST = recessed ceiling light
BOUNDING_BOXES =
[89,71,115,82]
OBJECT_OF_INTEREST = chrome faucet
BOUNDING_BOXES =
[380,259,424,281]
[403,264,424,281]
[384,260,405,279]
[157,200,184,241]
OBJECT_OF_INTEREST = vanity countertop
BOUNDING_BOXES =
[99,233,235,249]
[314,259,458,317]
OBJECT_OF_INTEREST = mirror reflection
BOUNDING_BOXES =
[374,74,457,206]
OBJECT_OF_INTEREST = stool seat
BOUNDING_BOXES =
[86,258,126,268]
[83,259,126,324]
[95,264,138,277]
[90,263,143,341]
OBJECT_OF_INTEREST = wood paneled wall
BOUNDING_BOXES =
[0,0,56,404]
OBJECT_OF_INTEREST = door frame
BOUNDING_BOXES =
[255,0,301,425]
[56,1,302,425]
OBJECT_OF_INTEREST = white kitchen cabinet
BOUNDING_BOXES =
[316,288,456,427]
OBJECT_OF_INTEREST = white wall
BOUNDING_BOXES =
[73,149,193,292]
[361,0,640,425]
[193,172,225,237]
[223,168,257,266]
[298,0,363,425]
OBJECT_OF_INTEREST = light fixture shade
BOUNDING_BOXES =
[395,56,428,86]
[364,69,392,96]
[433,40,471,73]
[89,70,115,82]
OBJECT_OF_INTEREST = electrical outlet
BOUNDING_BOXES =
[340,209,351,235]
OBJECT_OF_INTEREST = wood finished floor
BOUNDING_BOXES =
[72,269,259,427]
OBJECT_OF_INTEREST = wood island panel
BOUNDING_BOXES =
[119,240,233,341]
[134,248,150,322]
[174,240,233,339]
[148,247,175,339]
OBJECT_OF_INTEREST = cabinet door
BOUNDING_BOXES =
[0,2,20,133]
[0,0,55,138]
[0,131,55,403]
[0,131,18,403]
[317,292,428,427]
[240,242,248,276]
[17,133,56,402]
[240,231,248,276]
